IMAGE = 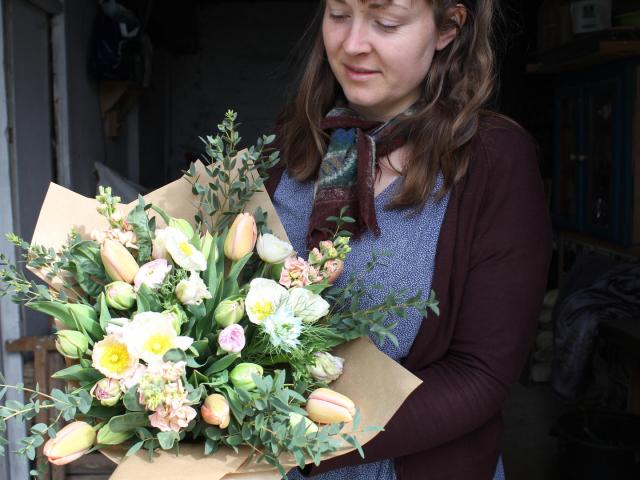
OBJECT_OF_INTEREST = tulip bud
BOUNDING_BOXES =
[201,393,231,428]
[100,239,140,283]
[308,352,344,383]
[96,423,133,445]
[224,213,257,261]
[256,233,294,264]
[90,378,122,407]
[288,412,319,435]
[55,330,89,359]
[169,217,194,240]
[305,388,356,424]
[43,421,96,466]
[322,259,344,284]
[229,363,263,391]
[214,298,245,327]
[104,281,136,310]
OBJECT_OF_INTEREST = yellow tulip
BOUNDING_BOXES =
[43,421,95,465]
[305,388,356,424]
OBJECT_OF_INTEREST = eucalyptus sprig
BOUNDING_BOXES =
[185,110,280,234]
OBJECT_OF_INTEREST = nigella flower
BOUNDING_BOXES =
[262,305,303,352]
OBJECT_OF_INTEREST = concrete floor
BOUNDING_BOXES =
[503,382,563,480]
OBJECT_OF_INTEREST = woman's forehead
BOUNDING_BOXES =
[331,0,419,7]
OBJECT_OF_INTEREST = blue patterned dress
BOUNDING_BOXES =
[272,171,505,480]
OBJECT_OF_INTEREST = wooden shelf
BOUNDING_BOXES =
[528,27,640,74]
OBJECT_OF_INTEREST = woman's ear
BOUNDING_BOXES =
[435,4,468,51]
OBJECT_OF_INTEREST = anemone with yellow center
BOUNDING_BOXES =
[163,226,206,271]
[245,278,289,325]
[123,312,194,364]
[92,335,139,379]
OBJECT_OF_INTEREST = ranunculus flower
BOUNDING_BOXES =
[201,394,231,428]
[100,239,140,284]
[163,227,207,271]
[224,213,257,261]
[308,352,344,383]
[256,233,293,264]
[90,378,122,407]
[134,259,172,292]
[214,298,245,327]
[105,281,136,310]
[229,363,263,391]
[305,388,356,424]
[245,278,289,324]
[149,404,197,432]
[43,421,96,466]
[175,270,212,306]
[218,324,245,353]
[55,330,89,359]
[287,288,330,323]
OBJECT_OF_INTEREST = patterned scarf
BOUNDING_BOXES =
[306,106,414,248]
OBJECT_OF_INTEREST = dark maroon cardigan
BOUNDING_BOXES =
[265,115,553,480]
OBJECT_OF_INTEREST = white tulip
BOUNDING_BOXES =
[256,233,294,264]
[175,271,212,306]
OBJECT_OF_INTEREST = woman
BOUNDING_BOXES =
[265,0,552,479]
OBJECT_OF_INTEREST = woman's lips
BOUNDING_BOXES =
[343,64,379,81]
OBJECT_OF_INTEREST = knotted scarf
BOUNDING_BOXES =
[306,106,414,248]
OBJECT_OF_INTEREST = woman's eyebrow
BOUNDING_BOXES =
[331,0,409,11]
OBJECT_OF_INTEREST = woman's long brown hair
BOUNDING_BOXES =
[278,0,497,208]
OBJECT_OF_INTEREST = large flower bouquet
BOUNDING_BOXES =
[0,112,433,479]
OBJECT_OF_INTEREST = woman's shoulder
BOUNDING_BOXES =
[470,112,539,176]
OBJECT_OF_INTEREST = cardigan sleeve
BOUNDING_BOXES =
[304,121,553,474]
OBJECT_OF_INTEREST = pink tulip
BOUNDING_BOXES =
[43,421,96,466]
[218,324,245,353]
[305,388,356,424]
[224,213,257,261]
[100,239,139,284]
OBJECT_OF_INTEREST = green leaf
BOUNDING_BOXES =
[98,293,111,332]
[26,301,74,330]
[162,348,187,363]
[123,387,144,412]
[127,196,153,262]
[204,353,239,376]
[126,441,144,457]
[136,283,160,313]
[51,365,102,383]
[107,412,150,433]
[66,241,109,297]
[189,370,209,387]
[222,253,252,299]
[157,431,178,450]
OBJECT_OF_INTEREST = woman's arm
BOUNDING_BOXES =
[307,122,553,472]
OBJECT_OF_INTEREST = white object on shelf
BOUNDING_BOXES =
[570,0,612,34]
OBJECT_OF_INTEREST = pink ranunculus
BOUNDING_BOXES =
[218,324,245,353]
[279,256,312,288]
[134,259,172,291]
[149,404,197,432]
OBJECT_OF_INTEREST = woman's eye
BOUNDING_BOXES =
[329,12,349,22]
[376,21,400,32]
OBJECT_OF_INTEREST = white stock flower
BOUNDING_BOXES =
[175,271,212,306]
[245,278,289,325]
[163,227,207,271]
[123,312,193,364]
[256,234,294,264]
[262,305,302,351]
[287,288,330,323]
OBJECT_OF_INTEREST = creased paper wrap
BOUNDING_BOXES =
[30,162,422,479]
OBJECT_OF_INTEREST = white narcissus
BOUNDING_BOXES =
[244,278,289,324]
[256,233,294,264]
[175,271,212,306]
[287,288,330,323]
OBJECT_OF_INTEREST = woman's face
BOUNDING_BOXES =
[322,0,451,121]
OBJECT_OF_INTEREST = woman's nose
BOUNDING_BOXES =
[342,21,372,55]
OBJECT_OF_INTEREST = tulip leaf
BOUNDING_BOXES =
[123,386,144,412]
[98,293,111,332]
[222,253,252,299]
[51,365,102,383]
[108,412,150,433]
[162,348,187,363]
[127,196,153,263]
[188,370,209,387]
[204,353,239,376]
[26,300,75,330]
[66,240,109,297]
[203,233,221,314]
[86,404,124,420]
[136,284,160,313]
[69,305,102,341]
